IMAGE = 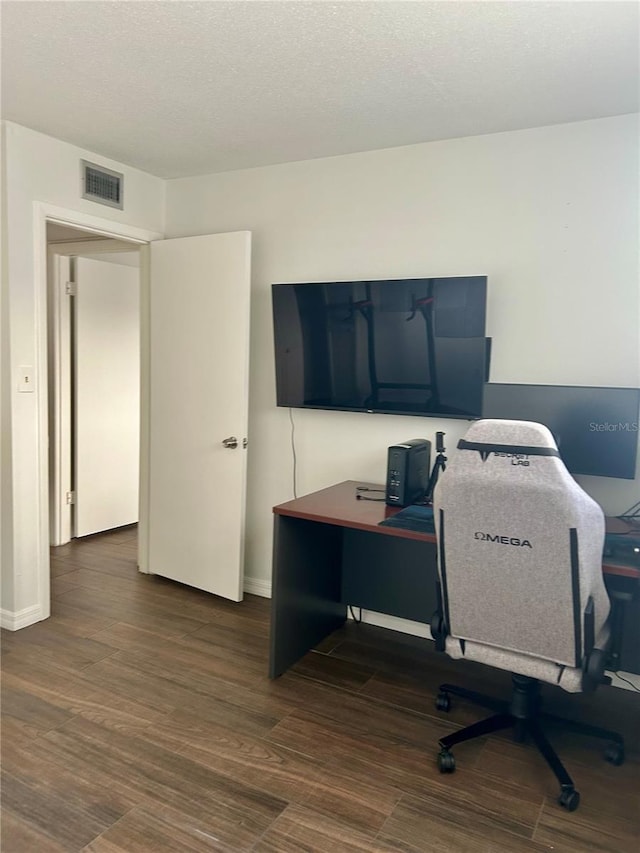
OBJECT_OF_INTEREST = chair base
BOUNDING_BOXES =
[436,675,625,812]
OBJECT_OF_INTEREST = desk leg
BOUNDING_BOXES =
[269,516,346,678]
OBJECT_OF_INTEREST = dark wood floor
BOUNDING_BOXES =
[1,527,639,852]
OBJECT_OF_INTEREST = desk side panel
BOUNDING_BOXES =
[269,516,346,678]
[605,575,640,675]
[342,530,438,624]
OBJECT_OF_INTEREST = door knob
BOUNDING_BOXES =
[222,436,238,449]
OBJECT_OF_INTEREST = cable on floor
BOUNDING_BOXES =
[348,605,362,623]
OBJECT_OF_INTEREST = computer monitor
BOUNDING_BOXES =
[482,384,640,479]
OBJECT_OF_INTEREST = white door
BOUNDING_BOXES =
[74,257,140,537]
[147,232,251,601]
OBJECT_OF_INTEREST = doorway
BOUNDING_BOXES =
[31,206,250,627]
[46,222,142,547]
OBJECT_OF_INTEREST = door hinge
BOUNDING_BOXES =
[66,490,76,505]
[65,281,77,296]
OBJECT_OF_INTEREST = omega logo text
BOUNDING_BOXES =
[474,532,532,548]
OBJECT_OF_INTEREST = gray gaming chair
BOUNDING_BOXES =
[430,419,624,812]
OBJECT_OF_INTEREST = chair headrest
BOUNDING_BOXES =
[458,419,559,455]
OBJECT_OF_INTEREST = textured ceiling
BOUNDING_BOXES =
[1,1,638,179]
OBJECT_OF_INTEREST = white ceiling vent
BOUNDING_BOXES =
[81,160,123,209]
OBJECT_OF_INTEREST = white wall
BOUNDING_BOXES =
[1,121,165,626]
[165,115,640,590]
[1,124,14,613]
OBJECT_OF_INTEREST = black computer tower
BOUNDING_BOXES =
[385,439,431,507]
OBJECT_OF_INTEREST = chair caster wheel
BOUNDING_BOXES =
[558,787,580,811]
[436,691,451,712]
[604,743,625,766]
[438,749,455,773]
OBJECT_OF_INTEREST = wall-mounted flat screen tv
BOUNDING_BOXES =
[483,383,640,479]
[272,276,488,418]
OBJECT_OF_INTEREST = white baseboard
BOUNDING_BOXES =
[0,604,44,631]
[353,608,432,639]
[243,576,271,598]
[607,670,640,693]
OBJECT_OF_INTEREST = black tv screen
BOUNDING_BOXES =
[482,383,640,479]
[272,276,488,418]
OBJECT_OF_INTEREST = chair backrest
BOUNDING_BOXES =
[433,419,608,669]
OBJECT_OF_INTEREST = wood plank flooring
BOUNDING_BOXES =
[1,526,639,852]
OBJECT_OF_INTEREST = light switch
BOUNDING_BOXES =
[17,365,35,393]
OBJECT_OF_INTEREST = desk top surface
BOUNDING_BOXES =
[274,480,640,580]
[274,479,418,535]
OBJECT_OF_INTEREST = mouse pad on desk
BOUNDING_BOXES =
[379,504,435,534]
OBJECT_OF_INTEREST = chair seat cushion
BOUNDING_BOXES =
[445,623,610,694]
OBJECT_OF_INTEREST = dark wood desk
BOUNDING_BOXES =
[269,481,640,678]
